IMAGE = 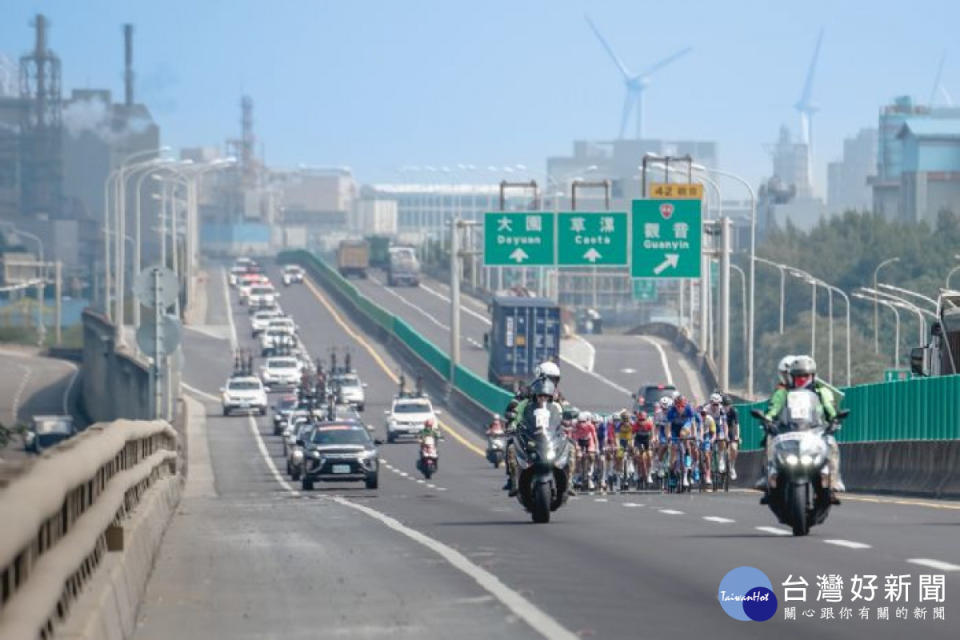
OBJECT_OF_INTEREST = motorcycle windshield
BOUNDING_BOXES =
[778,390,824,432]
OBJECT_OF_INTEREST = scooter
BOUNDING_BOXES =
[486,434,506,468]
[417,435,438,479]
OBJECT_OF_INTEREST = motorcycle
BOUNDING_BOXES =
[751,390,849,537]
[509,402,572,523]
[486,433,506,468]
[417,435,438,479]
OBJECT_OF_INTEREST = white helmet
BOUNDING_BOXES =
[535,361,561,384]
[659,396,673,409]
[578,411,592,423]
[710,392,723,405]
[777,355,795,385]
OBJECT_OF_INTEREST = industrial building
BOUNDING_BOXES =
[870,96,960,222]
[827,128,877,214]
[0,16,160,292]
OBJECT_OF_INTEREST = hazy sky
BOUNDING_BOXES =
[3,0,959,194]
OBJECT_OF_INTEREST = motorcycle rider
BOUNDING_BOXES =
[486,414,505,436]
[763,355,844,504]
[503,364,563,496]
[754,355,795,491]
[418,418,442,443]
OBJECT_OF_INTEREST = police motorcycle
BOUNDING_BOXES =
[507,379,573,524]
[751,390,849,536]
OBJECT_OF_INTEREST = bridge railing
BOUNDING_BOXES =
[0,420,178,639]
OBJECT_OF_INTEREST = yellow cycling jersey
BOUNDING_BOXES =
[616,420,634,441]
[700,414,716,438]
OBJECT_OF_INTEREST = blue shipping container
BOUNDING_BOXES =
[488,296,561,390]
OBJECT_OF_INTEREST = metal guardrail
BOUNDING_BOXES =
[0,419,178,639]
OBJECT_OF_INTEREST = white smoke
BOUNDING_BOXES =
[62,95,153,143]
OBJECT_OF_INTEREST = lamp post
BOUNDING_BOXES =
[946,257,960,289]
[876,282,938,311]
[854,293,900,366]
[754,256,787,333]
[873,257,900,353]
[787,268,818,363]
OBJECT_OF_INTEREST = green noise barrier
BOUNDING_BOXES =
[736,375,960,451]
[279,250,512,415]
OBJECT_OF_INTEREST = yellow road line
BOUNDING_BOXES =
[303,277,487,458]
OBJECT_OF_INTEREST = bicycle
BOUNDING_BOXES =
[713,439,730,493]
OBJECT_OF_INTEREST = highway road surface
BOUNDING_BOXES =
[0,346,80,462]
[134,264,960,639]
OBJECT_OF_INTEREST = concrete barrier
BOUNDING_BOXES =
[0,419,181,640]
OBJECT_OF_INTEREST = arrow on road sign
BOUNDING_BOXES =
[583,248,603,263]
[509,248,529,263]
[652,253,680,275]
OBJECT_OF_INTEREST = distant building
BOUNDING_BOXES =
[871,96,960,220]
[767,125,812,199]
[351,199,398,236]
[827,128,876,214]
[896,119,960,223]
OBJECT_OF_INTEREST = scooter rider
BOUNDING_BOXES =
[503,375,564,496]
[486,414,505,436]
[755,355,795,490]
[763,355,844,503]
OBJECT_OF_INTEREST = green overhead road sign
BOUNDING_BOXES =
[557,212,627,266]
[484,212,555,266]
[632,279,658,302]
[630,198,702,279]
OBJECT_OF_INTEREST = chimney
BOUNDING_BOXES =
[124,23,134,107]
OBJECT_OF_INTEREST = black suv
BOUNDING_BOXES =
[299,420,381,490]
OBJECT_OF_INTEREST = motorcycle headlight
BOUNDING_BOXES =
[800,454,814,466]
[785,454,799,466]
[309,450,322,460]
[292,450,304,462]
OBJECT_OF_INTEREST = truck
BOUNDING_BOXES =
[366,235,392,269]
[486,296,561,391]
[337,239,370,278]
[910,290,960,377]
[386,246,420,287]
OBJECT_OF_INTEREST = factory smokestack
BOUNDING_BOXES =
[124,23,134,107]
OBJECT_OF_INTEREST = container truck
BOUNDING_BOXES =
[486,296,561,391]
[337,240,370,278]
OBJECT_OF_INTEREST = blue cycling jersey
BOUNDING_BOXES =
[666,405,696,438]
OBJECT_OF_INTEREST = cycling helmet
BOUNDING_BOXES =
[619,409,630,421]
[659,396,673,410]
[578,411,592,423]
[721,394,733,407]
[777,355,795,386]
[562,406,580,421]
[789,355,817,389]
[710,392,723,405]
[535,361,561,385]
[637,410,648,421]
[493,413,501,421]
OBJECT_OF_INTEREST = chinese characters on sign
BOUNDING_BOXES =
[556,211,627,266]
[780,574,946,622]
[649,182,704,199]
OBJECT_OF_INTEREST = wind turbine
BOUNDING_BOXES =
[585,15,692,140]
[930,52,954,107]
[794,28,823,192]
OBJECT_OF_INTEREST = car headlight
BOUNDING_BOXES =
[309,450,322,459]
[785,454,799,466]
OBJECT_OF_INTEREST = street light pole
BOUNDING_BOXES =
[755,256,787,333]
[873,257,900,353]
[856,293,900,366]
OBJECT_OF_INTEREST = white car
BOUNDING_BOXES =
[333,373,366,412]
[248,284,278,308]
[228,265,248,287]
[238,274,268,304]
[384,396,439,443]
[221,376,268,416]
[251,309,284,336]
[282,265,305,285]
[267,317,297,336]
[260,328,297,356]
[260,356,303,390]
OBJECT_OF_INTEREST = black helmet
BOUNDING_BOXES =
[529,377,557,399]
[562,406,580,421]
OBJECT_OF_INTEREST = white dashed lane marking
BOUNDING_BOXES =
[703,516,735,524]
[755,526,791,536]
[823,539,871,550]
[659,509,684,515]
[907,559,960,572]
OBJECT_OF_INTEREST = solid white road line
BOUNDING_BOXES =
[182,381,220,403]
[659,509,684,515]
[331,496,580,640]
[61,363,80,416]
[638,335,674,387]
[823,539,871,550]
[755,526,791,536]
[370,275,452,332]
[10,363,32,425]
[703,516,735,524]
[247,413,299,495]
[221,267,238,350]
[907,558,960,572]
[569,334,597,372]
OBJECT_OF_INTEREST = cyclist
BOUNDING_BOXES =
[652,396,672,480]
[697,405,717,486]
[705,393,728,481]
[614,409,635,489]
[571,411,599,490]
[722,394,739,480]
[633,410,655,484]
[666,395,697,487]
